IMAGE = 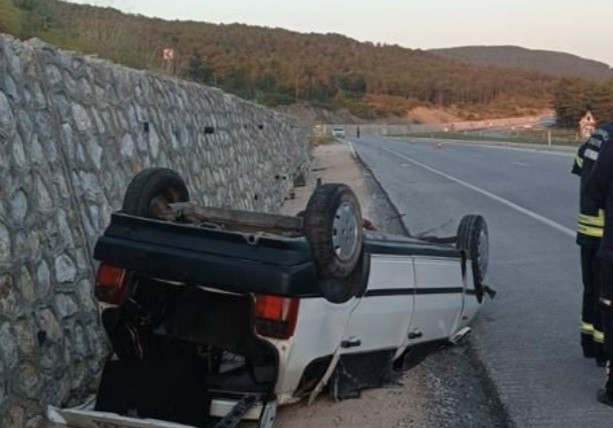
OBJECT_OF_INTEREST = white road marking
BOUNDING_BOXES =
[511,161,530,167]
[382,146,575,238]
[400,138,575,158]
[346,141,357,158]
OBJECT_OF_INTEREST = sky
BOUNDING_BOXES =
[65,0,613,67]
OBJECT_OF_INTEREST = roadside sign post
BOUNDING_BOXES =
[579,111,596,141]
[163,48,175,75]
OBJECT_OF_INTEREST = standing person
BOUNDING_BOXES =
[356,126,361,139]
[582,122,613,405]
[572,130,607,365]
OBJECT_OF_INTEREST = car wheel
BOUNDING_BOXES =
[122,168,190,218]
[303,184,364,279]
[456,214,489,303]
[318,251,371,304]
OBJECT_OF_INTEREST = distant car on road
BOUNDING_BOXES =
[332,126,346,138]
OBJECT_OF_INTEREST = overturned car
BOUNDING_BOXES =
[49,168,492,428]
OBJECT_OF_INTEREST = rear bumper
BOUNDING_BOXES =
[97,235,319,297]
[48,397,275,427]
[95,213,321,298]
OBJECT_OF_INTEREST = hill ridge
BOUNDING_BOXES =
[0,0,559,119]
[430,45,613,82]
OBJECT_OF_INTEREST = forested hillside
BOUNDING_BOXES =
[431,46,613,82]
[0,0,570,120]
[554,79,613,127]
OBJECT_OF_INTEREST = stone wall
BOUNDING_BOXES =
[0,35,308,426]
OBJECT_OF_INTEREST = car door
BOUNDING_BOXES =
[407,256,465,346]
[341,254,416,354]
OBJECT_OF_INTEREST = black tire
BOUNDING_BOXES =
[456,215,489,302]
[318,251,371,304]
[122,168,190,218]
[303,184,364,279]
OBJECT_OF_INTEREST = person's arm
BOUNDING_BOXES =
[571,144,585,176]
[584,141,613,209]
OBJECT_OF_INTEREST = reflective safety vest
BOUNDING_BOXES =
[583,122,613,260]
[572,133,607,246]
[577,210,605,239]
[581,320,605,344]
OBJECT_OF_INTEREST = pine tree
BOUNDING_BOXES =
[185,52,214,85]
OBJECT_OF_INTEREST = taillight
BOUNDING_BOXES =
[255,295,300,340]
[95,264,127,304]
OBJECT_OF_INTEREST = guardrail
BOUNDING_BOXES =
[399,130,580,147]
[312,118,580,147]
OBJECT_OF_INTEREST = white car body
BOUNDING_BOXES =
[331,127,346,138]
[49,234,482,428]
[273,251,479,404]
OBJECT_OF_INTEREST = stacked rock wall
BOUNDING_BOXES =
[0,35,308,426]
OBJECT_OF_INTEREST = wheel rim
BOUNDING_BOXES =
[477,229,489,278]
[332,203,359,262]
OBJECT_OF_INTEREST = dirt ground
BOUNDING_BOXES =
[279,142,376,218]
[406,107,462,125]
[276,141,508,428]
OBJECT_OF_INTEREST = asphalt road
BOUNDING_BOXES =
[351,136,613,427]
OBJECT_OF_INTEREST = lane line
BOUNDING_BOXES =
[397,138,575,158]
[346,140,357,158]
[381,146,575,238]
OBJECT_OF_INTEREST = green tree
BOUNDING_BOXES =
[220,67,253,100]
[253,74,294,105]
[309,79,335,102]
[591,80,613,123]
[0,0,23,36]
[184,52,214,85]
[334,74,367,97]
[13,0,53,38]
[554,78,596,128]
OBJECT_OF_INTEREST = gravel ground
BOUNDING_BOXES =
[276,141,508,428]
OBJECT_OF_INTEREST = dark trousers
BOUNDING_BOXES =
[601,259,613,396]
[581,246,605,358]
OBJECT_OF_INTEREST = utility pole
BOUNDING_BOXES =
[172,36,179,76]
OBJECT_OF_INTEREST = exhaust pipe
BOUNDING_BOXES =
[449,327,471,346]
